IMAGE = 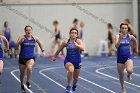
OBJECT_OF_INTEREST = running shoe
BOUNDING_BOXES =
[72,85,77,91]
[26,82,31,89]
[66,86,71,93]
[21,85,25,93]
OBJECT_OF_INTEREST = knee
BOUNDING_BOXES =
[68,70,74,74]
[0,69,3,75]
[73,77,78,81]
[127,69,133,74]
[68,69,74,75]
[118,74,124,79]
[27,67,33,73]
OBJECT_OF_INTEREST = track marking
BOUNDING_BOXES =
[40,67,115,93]
[96,66,140,88]
[11,69,48,93]
[11,69,34,93]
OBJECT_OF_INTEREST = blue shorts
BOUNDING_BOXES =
[64,60,82,69]
[117,56,132,64]
[9,41,16,48]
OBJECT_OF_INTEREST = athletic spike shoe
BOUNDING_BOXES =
[26,82,31,89]
[72,85,77,91]
[66,86,71,93]
[21,85,25,93]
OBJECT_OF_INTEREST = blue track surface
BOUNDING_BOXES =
[0,56,140,93]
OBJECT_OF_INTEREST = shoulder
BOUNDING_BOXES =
[128,34,135,40]
[62,40,68,45]
[33,36,39,41]
[57,26,61,31]
[0,35,5,39]
[0,35,4,38]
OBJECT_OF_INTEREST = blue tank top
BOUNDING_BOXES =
[117,34,131,57]
[0,38,3,59]
[19,36,36,58]
[4,28,11,41]
[65,38,81,62]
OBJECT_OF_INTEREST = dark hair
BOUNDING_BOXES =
[69,28,79,35]
[107,23,113,29]
[4,21,8,28]
[120,23,128,29]
[53,20,59,25]
[24,25,32,31]
[73,18,78,23]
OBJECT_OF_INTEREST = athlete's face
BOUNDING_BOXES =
[120,25,128,34]
[70,30,78,39]
[25,27,32,36]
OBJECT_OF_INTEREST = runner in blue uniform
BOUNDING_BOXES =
[0,35,9,75]
[15,25,45,93]
[2,21,16,58]
[115,23,138,93]
[50,28,84,93]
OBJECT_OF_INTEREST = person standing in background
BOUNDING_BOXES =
[50,20,64,59]
[70,18,79,29]
[79,21,85,40]
[2,21,16,58]
[107,23,115,56]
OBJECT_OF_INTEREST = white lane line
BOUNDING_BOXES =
[39,67,115,93]
[79,77,115,93]
[29,80,48,93]
[39,67,74,93]
[11,69,34,93]
[96,66,140,88]
[133,73,140,77]
[11,69,48,93]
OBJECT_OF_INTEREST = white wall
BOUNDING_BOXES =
[0,2,133,55]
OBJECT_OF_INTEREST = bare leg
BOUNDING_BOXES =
[65,62,74,92]
[26,59,34,82]
[117,63,126,93]
[73,69,80,86]
[125,59,133,82]
[65,63,74,86]
[72,69,81,91]
[0,60,4,75]
[19,64,26,85]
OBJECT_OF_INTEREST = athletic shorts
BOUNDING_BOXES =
[117,56,132,64]
[19,57,35,65]
[64,60,82,69]
[9,41,16,48]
